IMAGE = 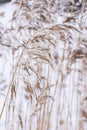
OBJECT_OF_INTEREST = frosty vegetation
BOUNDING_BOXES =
[0,0,87,130]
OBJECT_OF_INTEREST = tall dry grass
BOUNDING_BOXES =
[0,0,87,130]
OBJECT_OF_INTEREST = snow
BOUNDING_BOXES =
[0,0,87,130]
[0,1,16,27]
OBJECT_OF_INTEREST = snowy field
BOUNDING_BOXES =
[0,0,87,130]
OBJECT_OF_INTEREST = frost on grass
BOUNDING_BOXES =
[0,0,87,130]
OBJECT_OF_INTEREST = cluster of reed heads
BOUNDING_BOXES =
[0,0,87,130]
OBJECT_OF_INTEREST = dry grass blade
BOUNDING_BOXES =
[19,114,23,129]
[81,110,87,119]
[0,12,5,17]
[37,95,54,103]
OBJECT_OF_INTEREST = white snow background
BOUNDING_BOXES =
[0,0,87,130]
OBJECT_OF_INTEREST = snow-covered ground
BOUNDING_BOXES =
[0,0,87,130]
